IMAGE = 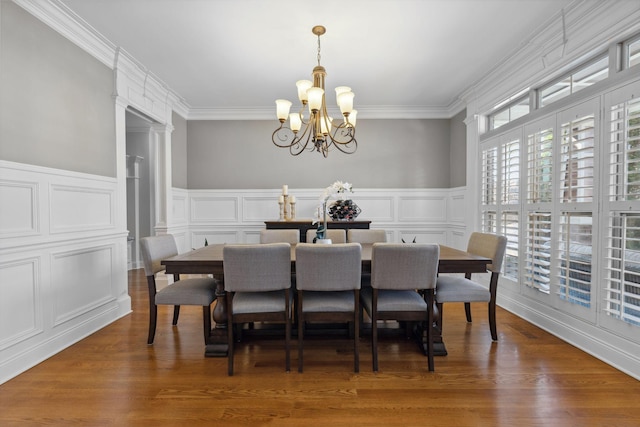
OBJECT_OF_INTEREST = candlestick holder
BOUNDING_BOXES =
[290,200,296,220]
[278,201,284,221]
[283,195,290,221]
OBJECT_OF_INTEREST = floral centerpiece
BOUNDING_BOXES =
[313,181,354,241]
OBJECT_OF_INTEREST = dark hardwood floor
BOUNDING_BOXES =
[1,269,639,426]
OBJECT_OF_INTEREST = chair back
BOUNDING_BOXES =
[295,243,361,291]
[371,243,439,290]
[260,229,299,244]
[140,235,178,277]
[305,229,347,243]
[223,243,292,292]
[347,229,387,244]
[466,232,507,273]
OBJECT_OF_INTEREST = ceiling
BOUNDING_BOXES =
[59,0,574,119]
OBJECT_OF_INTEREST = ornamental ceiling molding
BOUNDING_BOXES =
[459,0,640,117]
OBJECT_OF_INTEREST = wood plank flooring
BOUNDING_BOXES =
[1,269,639,426]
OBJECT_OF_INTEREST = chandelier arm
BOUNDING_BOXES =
[289,125,314,156]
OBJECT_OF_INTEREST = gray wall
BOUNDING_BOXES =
[171,112,188,189]
[449,109,467,187]
[186,118,458,189]
[0,1,115,177]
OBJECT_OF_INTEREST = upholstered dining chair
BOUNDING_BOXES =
[347,229,387,290]
[140,235,217,346]
[259,229,300,244]
[305,228,347,244]
[361,243,440,372]
[347,229,387,244]
[435,232,507,341]
[223,243,292,376]
[295,243,362,373]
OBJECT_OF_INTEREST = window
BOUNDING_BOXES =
[559,115,595,203]
[627,35,640,69]
[557,212,592,307]
[527,126,553,203]
[481,147,498,205]
[603,82,640,329]
[539,56,608,107]
[488,90,530,130]
[481,131,521,283]
[604,213,640,326]
[524,212,552,294]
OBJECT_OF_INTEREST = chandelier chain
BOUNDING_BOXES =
[317,34,321,67]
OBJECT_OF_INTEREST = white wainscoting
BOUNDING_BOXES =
[0,161,131,385]
[169,187,468,252]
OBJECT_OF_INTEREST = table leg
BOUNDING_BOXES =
[204,278,229,357]
[414,301,448,356]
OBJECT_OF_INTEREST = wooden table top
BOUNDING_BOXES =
[162,243,491,276]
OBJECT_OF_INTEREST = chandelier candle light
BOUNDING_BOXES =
[272,25,357,158]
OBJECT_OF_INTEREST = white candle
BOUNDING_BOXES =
[282,185,288,195]
[279,195,284,203]
[290,196,296,203]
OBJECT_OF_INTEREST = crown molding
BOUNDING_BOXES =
[186,104,461,121]
[459,0,640,115]
[14,0,191,121]
[13,0,116,68]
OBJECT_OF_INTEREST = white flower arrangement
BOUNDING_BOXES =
[313,180,354,225]
[319,180,353,203]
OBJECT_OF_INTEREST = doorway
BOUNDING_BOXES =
[125,109,156,270]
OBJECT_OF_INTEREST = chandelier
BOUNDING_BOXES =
[272,25,357,158]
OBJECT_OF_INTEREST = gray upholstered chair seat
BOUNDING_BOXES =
[435,276,491,303]
[155,278,217,306]
[361,287,427,312]
[140,234,217,347]
[231,290,289,314]
[301,291,355,312]
[435,232,507,342]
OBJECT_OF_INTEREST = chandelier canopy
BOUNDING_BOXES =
[272,26,357,158]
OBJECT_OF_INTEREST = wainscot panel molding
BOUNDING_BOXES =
[0,161,131,385]
[174,187,467,252]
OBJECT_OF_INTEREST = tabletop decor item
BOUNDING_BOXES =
[313,181,354,242]
[278,185,296,221]
[328,199,361,221]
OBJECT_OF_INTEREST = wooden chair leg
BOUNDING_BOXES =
[226,294,234,376]
[354,291,360,373]
[285,311,291,373]
[372,290,379,372]
[426,290,435,372]
[147,304,157,345]
[465,302,472,322]
[298,292,304,373]
[489,301,498,341]
[203,306,212,345]
[172,305,180,325]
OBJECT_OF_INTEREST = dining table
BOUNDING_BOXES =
[161,243,491,357]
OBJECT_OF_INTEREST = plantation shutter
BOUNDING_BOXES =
[604,87,640,327]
